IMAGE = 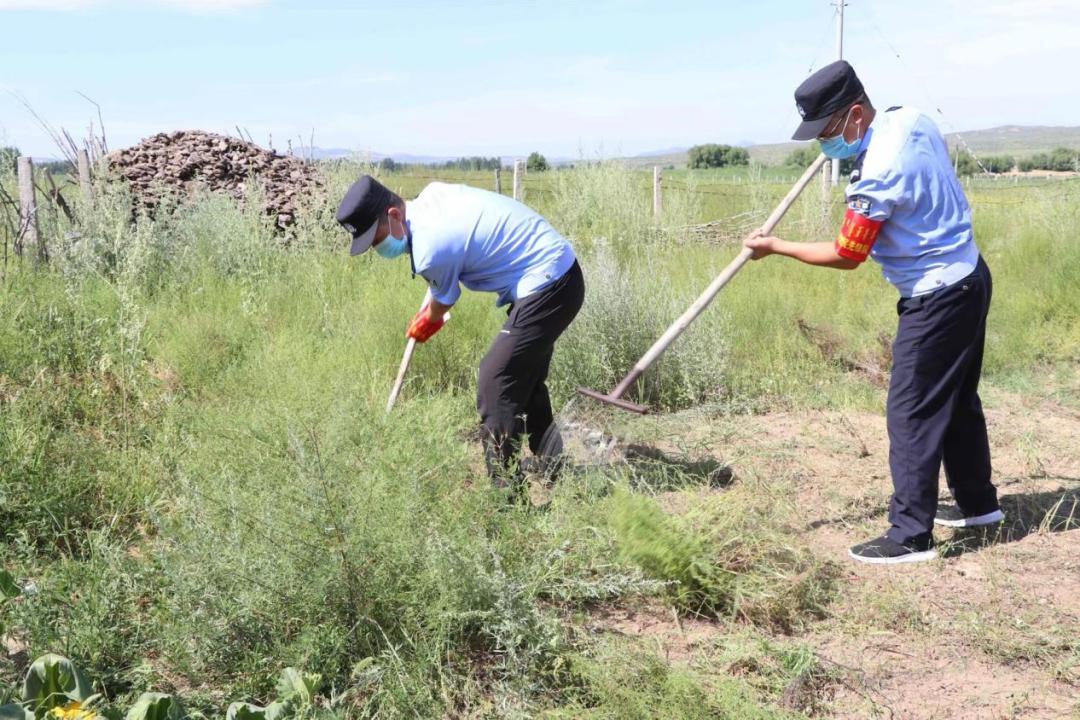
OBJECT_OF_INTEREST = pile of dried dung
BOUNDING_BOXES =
[106,130,322,228]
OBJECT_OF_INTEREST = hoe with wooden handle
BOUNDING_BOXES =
[577,153,829,414]
[386,290,449,414]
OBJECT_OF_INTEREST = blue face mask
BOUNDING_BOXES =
[819,110,863,159]
[375,217,409,259]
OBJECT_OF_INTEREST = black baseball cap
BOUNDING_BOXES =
[791,60,865,141]
[336,175,396,255]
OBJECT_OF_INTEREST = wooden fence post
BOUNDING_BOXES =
[77,148,93,201]
[653,166,662,218]
[821,159,830,219]
[494,167,502,194]
[513,159,524,201]
[17,156,40,260]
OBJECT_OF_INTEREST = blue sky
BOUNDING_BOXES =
[2,0,1078,158]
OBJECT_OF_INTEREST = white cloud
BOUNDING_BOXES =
[0,0,266,10]
[153,0,266,11]
[974,0,1080,20]
[0,0,95,8]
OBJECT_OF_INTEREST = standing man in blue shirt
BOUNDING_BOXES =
[336,176,584,498]
[745,61,1002,564]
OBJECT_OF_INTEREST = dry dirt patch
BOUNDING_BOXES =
[579,384,1080,718]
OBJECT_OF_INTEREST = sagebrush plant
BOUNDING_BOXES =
[550,241,731,410]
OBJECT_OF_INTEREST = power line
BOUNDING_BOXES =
[772,4,841,146]
[860,2,993,175]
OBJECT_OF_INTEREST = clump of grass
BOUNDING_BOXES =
[546,161,654,249]
[551,637,803,720]
[607,489,837,631]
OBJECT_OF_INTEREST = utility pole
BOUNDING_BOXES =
[832,0,845,187]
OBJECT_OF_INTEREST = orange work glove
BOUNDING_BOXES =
[407,306,446,343]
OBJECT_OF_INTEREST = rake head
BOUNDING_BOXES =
[575,387,649,415]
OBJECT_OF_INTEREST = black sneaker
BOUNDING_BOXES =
[848,535,937,564]
[934,504,1004,528]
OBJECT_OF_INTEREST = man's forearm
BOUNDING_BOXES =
[771,240,860,270]
[426,298,453,320]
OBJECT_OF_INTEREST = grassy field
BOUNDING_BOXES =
[0,160,1077,718]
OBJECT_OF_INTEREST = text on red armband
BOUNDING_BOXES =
[834,208,883,262]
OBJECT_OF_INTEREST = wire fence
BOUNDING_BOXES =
[2,158,1076,275]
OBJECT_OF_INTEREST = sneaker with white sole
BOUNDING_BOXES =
[848,535,937,564]
[934,505,1005,528]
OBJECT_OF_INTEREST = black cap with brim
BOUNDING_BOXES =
[791,60,865,141]
[336,175,395,255]
[792,115,835,142]
[346,218,380,256]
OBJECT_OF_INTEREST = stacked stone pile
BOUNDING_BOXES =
[106,130,321,227]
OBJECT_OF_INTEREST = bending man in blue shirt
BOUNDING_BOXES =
[336,176,584,498]
[745,61,1002,564]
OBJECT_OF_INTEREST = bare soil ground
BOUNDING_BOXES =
[583,381,1080,719]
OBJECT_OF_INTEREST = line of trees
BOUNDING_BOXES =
[378,156,506,172]
[688,144,749,169]
[378,153,554,172]
[360,145,1080,177]
[951,150,1015,176]
[439,156,502,172]
[951,147,1080,175]
[784,146,857,175]
[1018,147,1080,172]
[0,146,73,178]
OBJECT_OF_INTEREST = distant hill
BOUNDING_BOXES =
[943,125,1080,156]
[622,125,1080,168]
[620,148,690,169]
[306,125,1080,170]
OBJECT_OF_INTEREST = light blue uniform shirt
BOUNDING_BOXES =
[847,107,980,297]
[406,183,577,307]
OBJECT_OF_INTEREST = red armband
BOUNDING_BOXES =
[834,209,883,263]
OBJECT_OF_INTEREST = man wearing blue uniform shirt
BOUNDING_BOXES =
[745,61,1002,564]
[336,176,584,497]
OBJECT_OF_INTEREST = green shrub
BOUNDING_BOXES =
[608,490,836,631]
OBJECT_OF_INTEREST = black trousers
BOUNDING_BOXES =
[477,261,585,484]
[886,257,997,546]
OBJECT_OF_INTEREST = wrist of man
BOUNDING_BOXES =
[427,300,449,321]
[769,239,795,257]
